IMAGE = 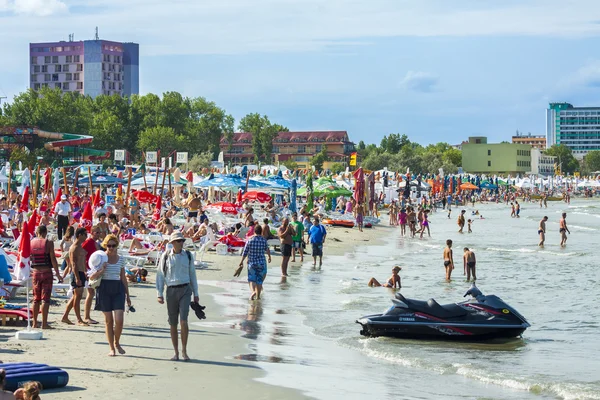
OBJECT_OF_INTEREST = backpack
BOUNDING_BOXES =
[160,249,193,276]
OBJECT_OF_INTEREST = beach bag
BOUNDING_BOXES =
[88,250,108,289]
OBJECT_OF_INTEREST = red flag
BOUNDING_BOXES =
[236,189,242,206]
[185,170,193,182]
[20,187,30,212]
[0,216,5,235]
[117,171,123,179]
[14,220,31,280]
[81,201,93,232]
[93,188,101,208]
[28,209,38,236]
[152,196,162,221]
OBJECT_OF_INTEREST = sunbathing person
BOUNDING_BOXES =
[368,266,402,288]
[126,267,148,283]
[128,238,154,255]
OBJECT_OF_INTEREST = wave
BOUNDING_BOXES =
[352,339,600,400]
[486,247,537,253]
[569,225,597,231]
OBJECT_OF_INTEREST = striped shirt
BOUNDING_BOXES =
[103,257,124,281]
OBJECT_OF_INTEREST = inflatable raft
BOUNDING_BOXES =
[321,219,355,228]
[1,362,69,391]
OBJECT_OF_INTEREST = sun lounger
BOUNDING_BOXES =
[0,308,29,326]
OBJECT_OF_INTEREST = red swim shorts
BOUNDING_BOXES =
[32,269,54,303]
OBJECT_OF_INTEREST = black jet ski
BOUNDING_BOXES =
[356,285,530,341]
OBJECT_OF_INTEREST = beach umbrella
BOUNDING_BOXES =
[290,174,297,213]
[204,201,238,215]
[20,187,30,212]
[153,196,162,221]
[50,188,62,216]
[460,182,479,190]
[14,220,33,330]
[132,190,158,204]
[28,209,38,236]
[480,182,498,190]
[242,191,272,203]
[313,183,352,197]
[368,173,375,208]
[20,168,31,196]
[53,169,60,196]
[306,173,314,211]
[80,201,93,232]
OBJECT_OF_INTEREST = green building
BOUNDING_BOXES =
[462,137,532,174]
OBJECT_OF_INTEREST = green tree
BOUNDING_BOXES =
[282,160,298,170]
[137,126,184,156]
[545,145,579,174]
[188,152,214,173]
[238,114,288,163]
[583,150,600,173]
[329,162,345,173]
[381,133,410,154]
[310,145,329,171]
[10,146,37,168]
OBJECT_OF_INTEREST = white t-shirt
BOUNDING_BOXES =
[54,201,71,216]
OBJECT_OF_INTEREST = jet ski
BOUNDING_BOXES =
[356,285,530,341]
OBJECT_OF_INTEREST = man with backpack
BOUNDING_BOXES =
[156,232,199,361]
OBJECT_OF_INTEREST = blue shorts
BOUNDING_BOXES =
[248,264,267,285]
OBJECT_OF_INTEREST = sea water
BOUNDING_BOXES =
[196,199,600,400]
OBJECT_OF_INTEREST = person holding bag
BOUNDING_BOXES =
[156,232,199,361]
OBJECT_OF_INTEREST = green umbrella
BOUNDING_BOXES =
[314,183,352,197]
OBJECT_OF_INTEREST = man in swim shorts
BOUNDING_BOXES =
[457,210,466,233]
[463,247,476,281]
[559,212,570,246]
[538,216,548,247]
[308,217,327,268]
[443,239,454,281]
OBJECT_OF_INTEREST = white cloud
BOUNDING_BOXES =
[2,0,67,16]
[3,0,600,56]
[400,71,439,93]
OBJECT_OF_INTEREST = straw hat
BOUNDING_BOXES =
[168,232,185,243]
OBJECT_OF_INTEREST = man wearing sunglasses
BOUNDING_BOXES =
[156,232,199,361]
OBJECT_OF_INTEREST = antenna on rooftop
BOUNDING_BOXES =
[95,27,99,40]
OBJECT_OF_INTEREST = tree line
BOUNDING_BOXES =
[0,87,287,166]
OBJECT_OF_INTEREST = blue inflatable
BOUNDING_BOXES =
[0,253,11,284]
[1,362,69,391]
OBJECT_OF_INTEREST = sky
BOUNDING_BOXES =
[2,0,600,146]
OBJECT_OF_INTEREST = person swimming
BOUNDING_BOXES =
[368,266,401,288]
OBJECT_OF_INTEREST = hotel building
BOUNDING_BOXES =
[29,39,139,98]
[220,131,355,169]
[546,103,600,158]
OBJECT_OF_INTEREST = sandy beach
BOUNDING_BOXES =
[0,220,390,399]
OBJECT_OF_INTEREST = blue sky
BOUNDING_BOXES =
[2,0,600,146]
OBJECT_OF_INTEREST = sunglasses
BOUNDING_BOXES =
[106,244,118,249]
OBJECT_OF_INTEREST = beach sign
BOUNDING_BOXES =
[176,152,188,164]
[146,151,158,164]
[114,150,125,161]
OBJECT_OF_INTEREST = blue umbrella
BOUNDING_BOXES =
[290,175,297,213]
[265,175,292,189]
[195,174,271,189]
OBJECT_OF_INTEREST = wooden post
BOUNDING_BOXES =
[87,167,93,196]
[168,168,172,199]
[125,167,132,204]
[153,166,160,195]
[72,168,79,195]
[7,165,11,198]
[33,165,41,208]
[62,167,68,194]
[160,167,167,196]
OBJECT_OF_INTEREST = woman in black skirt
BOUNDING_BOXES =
[90,234,131,356]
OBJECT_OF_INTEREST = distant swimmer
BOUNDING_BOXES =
[538,216,548,247]
[457,210,466,233]
[515,200,520,218]
[510,202,516,218]
[559,212,570,246]
[368,266,401,288]
[443,239,454,281]
[544,194,548,208]
[467,219,473,233]
[463,247,477,281]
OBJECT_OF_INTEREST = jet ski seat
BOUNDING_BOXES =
[395,293,467,319]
